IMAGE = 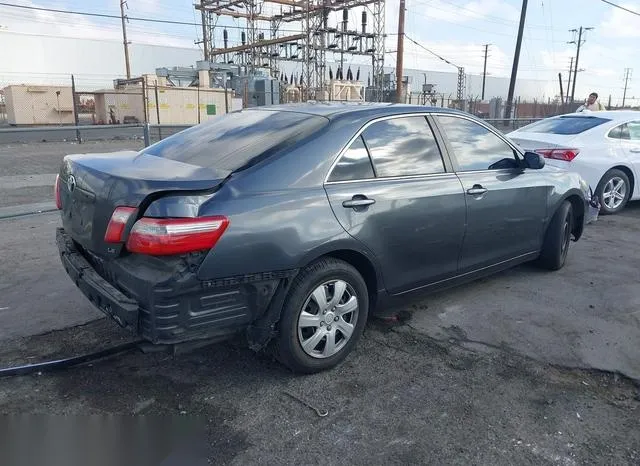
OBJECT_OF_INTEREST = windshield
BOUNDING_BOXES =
[141,109,328,170]
[517,116,611,135]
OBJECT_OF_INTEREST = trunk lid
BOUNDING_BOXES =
[59,150,229,256]
[507,132,580,152]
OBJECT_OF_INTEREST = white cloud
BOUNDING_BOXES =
[403,40,509,77]
[386,0,519,34]
[600,1,640,37]
[1,0,198,48]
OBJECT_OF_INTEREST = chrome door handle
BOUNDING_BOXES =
[466,186,488,195]
[343,196,376,208]
[630,148,640,153]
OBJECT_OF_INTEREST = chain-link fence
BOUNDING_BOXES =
[0,73,591,145]
[0,75,237,144]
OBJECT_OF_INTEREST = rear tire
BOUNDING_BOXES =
[596,169,630,215]
[537,200,573,271]
[276,258,368,374]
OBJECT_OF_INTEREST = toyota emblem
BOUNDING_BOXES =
[67,175,76,193]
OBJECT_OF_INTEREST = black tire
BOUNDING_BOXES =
[276,258,369,374]
[596,169,631,215]
[537,200,573,271]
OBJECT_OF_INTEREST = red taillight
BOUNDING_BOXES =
[126,216,229,256]
[55,175,62,209]
[104,207,137,243]
[535,148,580,162]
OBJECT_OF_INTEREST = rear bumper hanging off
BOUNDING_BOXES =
[56,228,139,329]
[56,228,296,346]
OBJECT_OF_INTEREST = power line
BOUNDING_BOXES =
[405,7,564,41]
[598,0,640,16]
[0,1,301,32]
[0,2,200,26]
[404,35,460,68]
[413,0,564,30]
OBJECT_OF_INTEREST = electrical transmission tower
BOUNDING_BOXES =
[197,0,387,101]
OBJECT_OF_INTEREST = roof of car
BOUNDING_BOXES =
[252,102,462,119]
[559,110,640,120]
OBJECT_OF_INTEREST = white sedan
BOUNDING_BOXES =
[508,111,640,214]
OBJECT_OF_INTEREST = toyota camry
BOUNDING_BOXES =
[55,104,589,373]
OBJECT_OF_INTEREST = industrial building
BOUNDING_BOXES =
[3,85,74,125]
[2,73,237,126]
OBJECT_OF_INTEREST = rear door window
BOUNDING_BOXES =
[519,116,611,135]
[328,136,375,182]
[361,116,445,177]
[627,121,640,140]
[609,122,640,140]
[141,110,328,170]
[608,124,625,139]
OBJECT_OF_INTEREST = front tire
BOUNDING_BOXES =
[596,169,630,215]
[276,258,368,374]
[537,200,573,271]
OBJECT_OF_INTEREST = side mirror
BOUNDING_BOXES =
[524,151,545,170]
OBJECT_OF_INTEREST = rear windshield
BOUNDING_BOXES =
[518,116,611,135]
[141,109,328,170]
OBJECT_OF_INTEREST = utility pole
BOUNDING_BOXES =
[568,26,593,103]
[395,0,405,103]
[71,74,81,144]
[622,68,632,108]
[566,57,573,104]
[504,0,527,120]
[120,0,131,78]
[558,73,564,106]
[481,44,490,101]
[200,3,209,61]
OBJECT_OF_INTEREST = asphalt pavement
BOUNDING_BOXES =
[403,203,640,380]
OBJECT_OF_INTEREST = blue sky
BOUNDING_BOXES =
[1,0,639,104]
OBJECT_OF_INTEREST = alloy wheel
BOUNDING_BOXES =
[602,176,627,210]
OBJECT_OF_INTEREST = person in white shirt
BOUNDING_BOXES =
[576,92,606,112]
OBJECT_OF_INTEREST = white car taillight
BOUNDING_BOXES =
[535,148,580,162]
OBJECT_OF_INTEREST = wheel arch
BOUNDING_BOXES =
[608,165,635,198]
[548,189,585,241]
[564,193,585,240]
[297,242,384,313]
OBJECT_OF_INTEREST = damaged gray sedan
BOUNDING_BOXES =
[55,104,589,373]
